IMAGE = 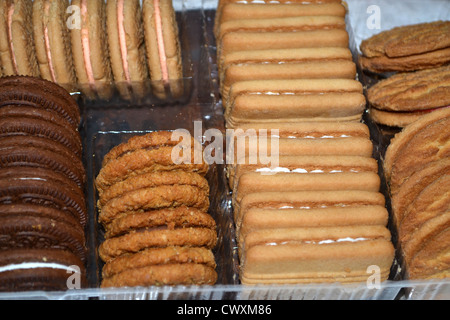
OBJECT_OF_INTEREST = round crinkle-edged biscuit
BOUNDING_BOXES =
[104,206,216,239]
[102,246,216,279]
[101,263,217,288]
[98,170,209,207]
[98,184,210,226]
[99,227,217,263]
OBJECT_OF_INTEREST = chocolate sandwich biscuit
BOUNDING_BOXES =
[0,76,81,130]
[0,169,87,227]
[101,246,217,287]
[71,0,113,100]
[225,79,366,127]
[143,0,183,99]
[240,225,394,284]
[384,107,450,194]
[219,29,349,58]
[0,248,86,292]
[32,0,77,90]
[0,214,86,261]
[98,184,210,226]
[98,170,209,207]
[106,0,149,100]
[367,66,450,127]
[0,116,82,158]
[0,0,39,77]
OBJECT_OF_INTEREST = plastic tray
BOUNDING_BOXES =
[0,0,448,300]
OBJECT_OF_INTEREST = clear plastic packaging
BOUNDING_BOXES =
[0,0,448,300]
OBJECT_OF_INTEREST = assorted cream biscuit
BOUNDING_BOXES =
[96,131,218,288]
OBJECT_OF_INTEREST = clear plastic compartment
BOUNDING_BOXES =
[0,0,448,300]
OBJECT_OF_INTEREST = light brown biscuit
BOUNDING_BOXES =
[229,154,379,190]
[239,205,389,243]
[236,190,386,229]
[369,107,432,128]
[106,0,149,100]
[102,246,216,279]
[367,66,450,112]
[101,263,217,287]
[99,227,217,263]
[398,174,450,244]
[32,0,77,91]
[219,29,349,57]
[143,0,183,99]
[360,21,450,58]
[98,184,210,226]
[383,107,450,194]
[0,0,39,77]
[359,47,450,73]
[217,15,346,43]
[104,206,216,239]
[98,170,209,207]
[225,83,366,127]
[240,226,394,284]
[71,0,113,100]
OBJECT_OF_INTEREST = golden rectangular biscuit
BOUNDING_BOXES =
[218,29,349,57]
[224,79,365,127]
[240,226,394,284]
[215,3,346,37]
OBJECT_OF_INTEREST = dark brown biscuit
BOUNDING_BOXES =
[0,248,87,292]
[101,263,217,288]
[99,227,217,263]
[0,116,82,158]
[0,215,86,262]
[98,184,210,226]
[102,246,216,279]
[104,206,216,239]
[0,169,87,227]
[0,76,80,129]
[0,143,85,189]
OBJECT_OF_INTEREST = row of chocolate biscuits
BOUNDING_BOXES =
[215,0,395,284]
[384,108,450,280]
[0,0,183,100]
[0,76,87,291]
[95,131,218,287]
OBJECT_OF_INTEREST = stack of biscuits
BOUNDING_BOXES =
[95,131,218,287]
[360,21,450,127]
[0,76,87,291]
[384,108,450,280]
[215,0,395,284]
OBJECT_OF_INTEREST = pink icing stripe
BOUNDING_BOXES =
[117,0,131,84]
[154,0,169,82]
[81,0,95,88]
[43,0,56,82]
[7,2,18,74]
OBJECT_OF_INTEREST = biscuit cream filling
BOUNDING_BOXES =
[263,237,370,246]
[80,0,96,89]
[7,2,18,74]
[154,0,169,83]
[0,262,80,273]
[117,0,131,84]
[256,167,346,173]
[43,0,57,83]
